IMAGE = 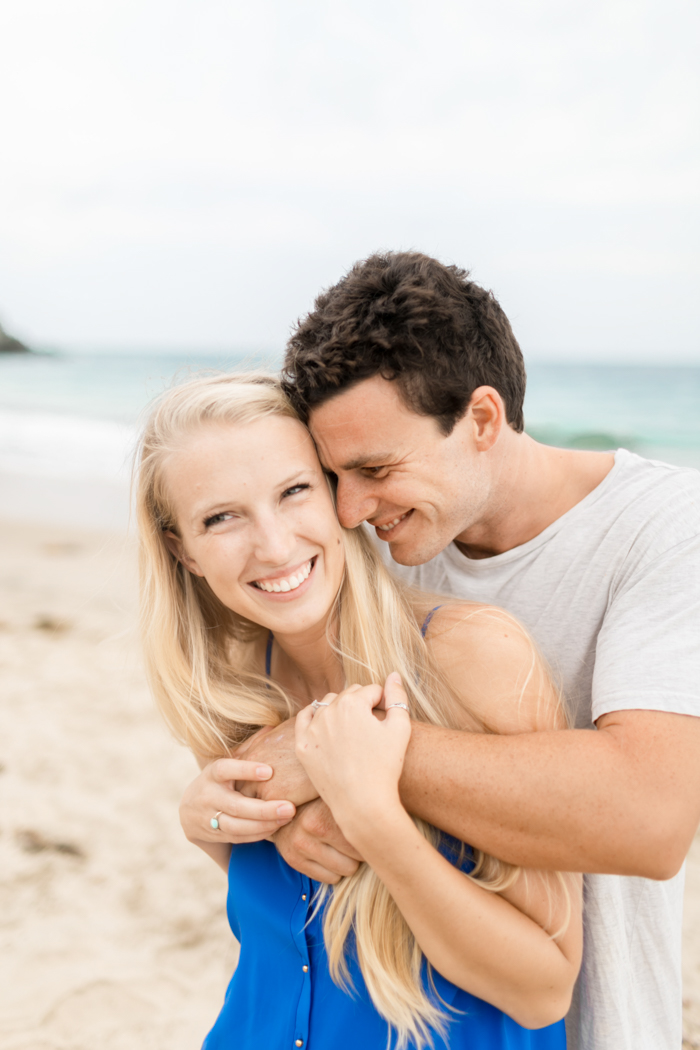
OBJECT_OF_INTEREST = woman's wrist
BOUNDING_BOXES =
[332,792,412,855]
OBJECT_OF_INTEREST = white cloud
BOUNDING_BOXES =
[0,0,697,356]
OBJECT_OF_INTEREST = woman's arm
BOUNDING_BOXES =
[295,608,583,1027]
[348,803,580,1029]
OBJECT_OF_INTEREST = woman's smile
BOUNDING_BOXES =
[249,556,318,599]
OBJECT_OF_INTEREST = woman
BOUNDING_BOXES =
[136,372,581,1050]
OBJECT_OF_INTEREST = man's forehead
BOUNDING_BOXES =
[310,420,394,470]
[308,378,423,467]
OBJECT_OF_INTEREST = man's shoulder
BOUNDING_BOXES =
[593,450,700,551]
[370,451,700,589]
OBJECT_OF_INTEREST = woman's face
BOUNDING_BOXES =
[163,415,346,637]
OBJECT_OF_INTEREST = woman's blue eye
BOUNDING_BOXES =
[204,512,233,527]
[283,483,310,498]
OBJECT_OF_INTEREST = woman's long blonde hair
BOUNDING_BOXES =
[136,372,559,1049]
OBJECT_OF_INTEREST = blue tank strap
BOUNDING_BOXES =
[420,605,442,638]
[265,631,274,677]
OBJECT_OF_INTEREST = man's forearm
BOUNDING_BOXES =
[400,712,700,879]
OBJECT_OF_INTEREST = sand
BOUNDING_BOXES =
[0,521,234,1050]
[0,519,698,1049]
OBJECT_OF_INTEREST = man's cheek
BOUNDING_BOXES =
[236,779,260,799]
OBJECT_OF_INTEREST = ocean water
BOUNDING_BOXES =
[1,351,699,528]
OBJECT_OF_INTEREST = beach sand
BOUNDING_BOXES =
[0,521,234,1050]
[0,519,698,1049]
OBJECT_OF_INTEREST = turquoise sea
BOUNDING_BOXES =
[0,351,699,528]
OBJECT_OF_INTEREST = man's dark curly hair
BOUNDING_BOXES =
[282,251,526,435]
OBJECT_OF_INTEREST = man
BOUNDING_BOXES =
[182,252,700,1049]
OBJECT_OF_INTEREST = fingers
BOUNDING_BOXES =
[382,672,409,715]
[352,683,384,709]
[316,684,383,713]
[305,844,361,882]
[295,704,314,736]
[274,820,362,883]
[209,757,273,784]
[180,777,296,846]
[214,811,288,842]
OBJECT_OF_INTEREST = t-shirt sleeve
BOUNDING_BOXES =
[591,534,700,721]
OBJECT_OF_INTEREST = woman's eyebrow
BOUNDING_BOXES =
[277,469,313,489]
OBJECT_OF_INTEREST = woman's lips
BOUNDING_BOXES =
[249,556,317,599]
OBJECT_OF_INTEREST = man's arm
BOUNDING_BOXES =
[400,709,700,880]
[242,691,700,881]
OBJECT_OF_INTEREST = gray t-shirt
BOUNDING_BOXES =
[376,449,700,1050]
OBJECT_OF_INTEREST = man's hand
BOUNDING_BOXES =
[180,757,297,848]
[274,798,364,884]
[235,718,319,807]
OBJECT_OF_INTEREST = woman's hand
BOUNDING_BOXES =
[294,673,412,848]
[180,758,298,871]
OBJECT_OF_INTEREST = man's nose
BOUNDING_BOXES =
[335,476,379,529]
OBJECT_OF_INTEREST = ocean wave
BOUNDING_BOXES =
[0,409,136,483]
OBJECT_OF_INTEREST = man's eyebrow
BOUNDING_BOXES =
[337,453,394,472]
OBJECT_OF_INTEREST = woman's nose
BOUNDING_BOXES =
[335,476,379,529]
[252,513,296,563]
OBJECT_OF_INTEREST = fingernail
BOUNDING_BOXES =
[276,803,294,819]
[387,672,402,685]
[256,765,273,779]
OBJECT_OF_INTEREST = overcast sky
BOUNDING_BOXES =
[0,0,698,360]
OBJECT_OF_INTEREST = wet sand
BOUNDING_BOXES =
[0,519,698,1048]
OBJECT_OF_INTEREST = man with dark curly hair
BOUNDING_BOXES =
[185,251,700,1050]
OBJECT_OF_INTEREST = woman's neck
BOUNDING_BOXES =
[269,616,345,707]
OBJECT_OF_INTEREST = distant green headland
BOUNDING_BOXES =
[0,318,30,353]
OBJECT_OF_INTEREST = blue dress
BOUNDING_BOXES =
[203,611,566,1049]
[202,839,566,1049]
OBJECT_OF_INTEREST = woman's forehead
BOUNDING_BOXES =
[169,416,321,481]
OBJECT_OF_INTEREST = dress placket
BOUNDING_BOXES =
[290,874,313,1048]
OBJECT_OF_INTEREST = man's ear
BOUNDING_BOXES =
[467,386,505,452]
[163,530,204,576]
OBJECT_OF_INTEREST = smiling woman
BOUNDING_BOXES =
[158,412,345,641]
[134,371,580,1050]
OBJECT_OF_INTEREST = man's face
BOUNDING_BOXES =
[309,375,493,566]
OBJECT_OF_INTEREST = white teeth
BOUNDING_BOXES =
[254,559,313,593]
[377,514,407,532]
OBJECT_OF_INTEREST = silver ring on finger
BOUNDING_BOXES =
[210,810,224,830]
[386,703,409,711]
[311,700,330,713]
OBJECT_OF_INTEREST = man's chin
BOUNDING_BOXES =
[388,533,447,567]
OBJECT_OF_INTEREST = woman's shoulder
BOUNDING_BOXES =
[415,598,527,646]
[417,601,563,734]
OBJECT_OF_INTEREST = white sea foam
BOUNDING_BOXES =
[0,409,136,483]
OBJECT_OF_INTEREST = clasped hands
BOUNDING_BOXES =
[179,674,410,883]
